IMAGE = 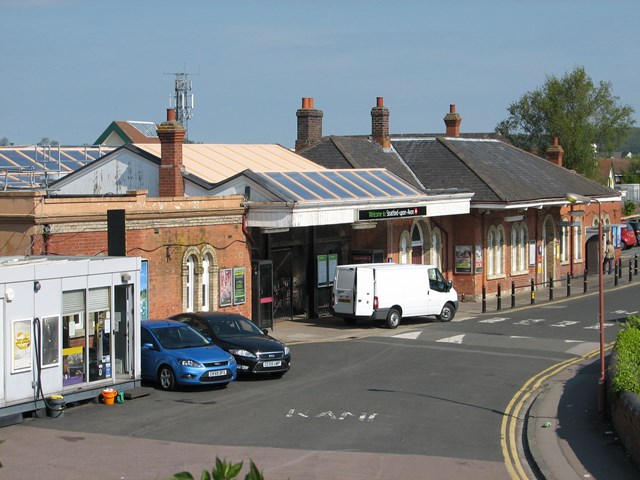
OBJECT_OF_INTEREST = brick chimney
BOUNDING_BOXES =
[295,97,323,152]
[371,97,391,149]
[156,108,186,197]
[443,104,462,137]
[546,136,564,167]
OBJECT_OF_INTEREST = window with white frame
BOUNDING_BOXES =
[510,223,528,273]
[186,254,197,312]
[560,219,569,263]
[574,219,583,261]
[201,253,211,311]
[487,225,505,276]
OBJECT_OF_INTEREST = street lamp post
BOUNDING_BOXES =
[565,192,606,417]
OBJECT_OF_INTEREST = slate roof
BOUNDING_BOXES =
[94,121,160,145]
[299,135,619,206]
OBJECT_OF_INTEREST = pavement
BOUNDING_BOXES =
[268,271,640,479]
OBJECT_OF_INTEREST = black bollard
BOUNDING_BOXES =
[567,274,571,297]
[615,264,619,286]
[482,285,486,313]
[549,277,554,301]
[530,279,535,305]
[630,260,633,283]
[583,270,588,293]
[497,284,502,311]
[511,281,516,309]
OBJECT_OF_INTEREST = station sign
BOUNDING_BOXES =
[358,206,426,221]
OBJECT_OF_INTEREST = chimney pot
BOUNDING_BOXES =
[167,108,176,121]
[295,98,323,151]
[377,97,384,107]
[553,136,559,146]
[443,104,462,138]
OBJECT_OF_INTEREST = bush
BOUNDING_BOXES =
[612,315,640,395]
[167,457,265,480]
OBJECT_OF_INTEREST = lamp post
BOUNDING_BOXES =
[565,192,605,417]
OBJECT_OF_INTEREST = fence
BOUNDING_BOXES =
[481,255,639,313]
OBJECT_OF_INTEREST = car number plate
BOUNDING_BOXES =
[263,361,282,368]
[208,369,227,377]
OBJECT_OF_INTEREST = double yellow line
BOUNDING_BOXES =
[501,346,609,479]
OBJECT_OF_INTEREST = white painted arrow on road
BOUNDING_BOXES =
[392,331,422,339]
[436,334,466,344]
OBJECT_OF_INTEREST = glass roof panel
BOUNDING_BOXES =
[264,172,320,201]
[318,171,374,198]
[298,172,357,199]
[357,169,420,196]
[284,172,337,200]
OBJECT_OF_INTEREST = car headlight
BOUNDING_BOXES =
[228,349,257,359]
[180,359,203,368]
[228,354,237,364]
[284,346,290,356]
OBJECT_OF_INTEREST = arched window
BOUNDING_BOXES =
[511,222,528,273]
[399,232,410,264]
[201,253,212,311]
[495,226,504,275]
[186,254,197,312]
[560,218,569,263]
[411,224,423,264]
[488,225,504,276]
[574,219,583,261]
[430,228,442,269]
[487,229,495,276]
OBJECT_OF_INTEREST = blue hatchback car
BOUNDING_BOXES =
[141,319,237,390]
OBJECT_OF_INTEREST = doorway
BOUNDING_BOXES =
[114,285,134,378]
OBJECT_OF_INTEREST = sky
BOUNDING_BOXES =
[1,0,638,149]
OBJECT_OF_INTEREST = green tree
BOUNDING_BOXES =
[622,156,640,183]
[0,137,9,146]
[496,66,636,180]
[39,137,59,146]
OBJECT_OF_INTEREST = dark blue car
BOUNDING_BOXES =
[141,319,237,390]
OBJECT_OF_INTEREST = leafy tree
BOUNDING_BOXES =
[622,156,640,184]
[496,66,636,180]
[39,137,59,146]
[0,137,9,146]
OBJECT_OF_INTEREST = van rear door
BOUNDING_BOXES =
[354,267,374,316]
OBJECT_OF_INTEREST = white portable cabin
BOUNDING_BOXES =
[0,256,141,423]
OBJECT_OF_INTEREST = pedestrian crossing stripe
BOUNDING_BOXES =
[479,317,509,323]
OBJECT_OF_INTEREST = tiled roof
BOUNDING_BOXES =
[134,143,325,184]
[299,135,618,205]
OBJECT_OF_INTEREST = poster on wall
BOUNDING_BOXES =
[219,268,233,307]
[455,245,472,274]
[317,254,328,287]
[233,267,246,305]
[474,244,483,273]
[328,253,338,285]
[12,319,32,372]
[41,315,60,367]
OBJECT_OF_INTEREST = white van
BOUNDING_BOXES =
[332,263,458,328]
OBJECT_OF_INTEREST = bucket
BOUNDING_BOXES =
[46,395,65,418]
[101,388,118,405]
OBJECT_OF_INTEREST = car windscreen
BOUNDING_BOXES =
[212,317,263,337]
[153,325,211,349]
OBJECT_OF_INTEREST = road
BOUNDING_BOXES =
[2,283,639,480]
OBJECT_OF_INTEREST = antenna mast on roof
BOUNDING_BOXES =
[165,70,197,140]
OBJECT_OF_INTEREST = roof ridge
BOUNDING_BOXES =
[330,136,362,169]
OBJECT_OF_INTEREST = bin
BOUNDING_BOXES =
[101,388,117,405]
[46,395,65,418]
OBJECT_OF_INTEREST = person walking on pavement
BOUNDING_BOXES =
[603,239,615,274]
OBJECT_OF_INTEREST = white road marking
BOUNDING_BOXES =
[550,321,578,328]
[509,336,532,339]
[584,322,617,330]
[286,409,377,421]
[513,319,545,325]
[392,331,422,339]
[479,317,509,323]
[436,334,466,344]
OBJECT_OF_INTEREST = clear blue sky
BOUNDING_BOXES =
[1,0,638,148]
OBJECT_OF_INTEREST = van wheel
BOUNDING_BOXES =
[343,318,357,325]
[437,303,456,322]
[386,308,401,329]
